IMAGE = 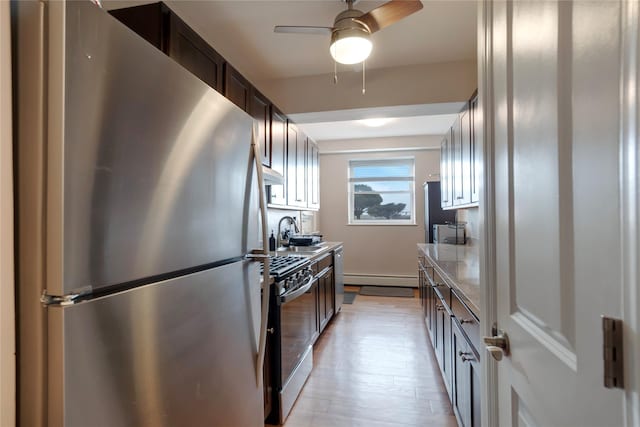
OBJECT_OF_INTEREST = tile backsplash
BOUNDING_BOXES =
[264,209,320,246]
[456,207,479,245]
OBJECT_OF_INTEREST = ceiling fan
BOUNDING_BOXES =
[274,0,424,66]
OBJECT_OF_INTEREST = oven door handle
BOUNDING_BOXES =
[281,277,315,303]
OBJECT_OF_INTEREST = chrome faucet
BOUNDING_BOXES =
[277,216,299,248]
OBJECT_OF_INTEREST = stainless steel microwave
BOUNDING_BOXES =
[433,224,466,245]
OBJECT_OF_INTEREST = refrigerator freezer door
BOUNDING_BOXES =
[47,260,263,427]
[44,1,257,295]
[423,182,456,243]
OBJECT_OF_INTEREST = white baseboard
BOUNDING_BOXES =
[345,274,417,288]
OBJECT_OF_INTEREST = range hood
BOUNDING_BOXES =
[262,166,284,185]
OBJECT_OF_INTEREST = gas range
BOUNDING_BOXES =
[260,255,312,296]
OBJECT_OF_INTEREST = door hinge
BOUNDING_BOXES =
[602,316,624,389]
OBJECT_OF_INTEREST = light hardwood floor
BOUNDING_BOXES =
[281,286,457,427]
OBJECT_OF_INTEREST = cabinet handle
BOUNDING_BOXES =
[461,355,474,362]
[460,318,474,324]
[456,196,464,200]
[436,304,444,311]
[458,351,472,357]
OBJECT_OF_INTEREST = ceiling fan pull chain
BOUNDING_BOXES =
[334,59,338,84]
[362,60,366,95]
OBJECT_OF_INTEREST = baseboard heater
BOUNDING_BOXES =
[345,273,417,287]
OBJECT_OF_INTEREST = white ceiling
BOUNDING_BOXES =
[158,0,478,82]
[297,113,459,141]
[106,0,477,141]
[289,102,464,141]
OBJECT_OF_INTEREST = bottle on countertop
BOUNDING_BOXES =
[269,230,276,251]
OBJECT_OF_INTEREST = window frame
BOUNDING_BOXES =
[347,157,417,226]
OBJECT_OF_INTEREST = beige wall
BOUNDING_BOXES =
[0,1,15,425]
[257,60,477,115]
[318,135,442,286]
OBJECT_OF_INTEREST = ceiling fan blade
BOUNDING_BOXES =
[274,26,332,35]
[358,0,423,34]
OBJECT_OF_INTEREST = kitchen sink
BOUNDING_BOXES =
[276,245,324,254]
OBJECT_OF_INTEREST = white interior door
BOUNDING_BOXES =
[489,1,626,425]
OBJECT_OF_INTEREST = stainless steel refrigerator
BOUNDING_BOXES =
[423,181,456,243]
[13,1,268,425]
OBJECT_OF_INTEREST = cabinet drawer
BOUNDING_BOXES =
[433,285,451,314]
[451,290,480,352]
[315,252,332,273]
[419,263,433,283]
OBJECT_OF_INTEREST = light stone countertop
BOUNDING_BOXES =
[417,243,480,317]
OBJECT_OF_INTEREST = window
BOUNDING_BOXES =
[348,158,415,225]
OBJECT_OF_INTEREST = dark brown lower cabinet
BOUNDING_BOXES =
[434,286,453,401]
[419,256,481,427]
[310,277,320,345]
[452,320,481,427]
[318,267,334,333]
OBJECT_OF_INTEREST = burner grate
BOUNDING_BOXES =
[260,255,309,279]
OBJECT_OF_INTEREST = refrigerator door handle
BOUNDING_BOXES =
[251,125,271,387]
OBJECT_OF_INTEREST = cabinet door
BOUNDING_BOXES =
[168,14,224,93]
[326,268,334,320]
[470,93,480,203]
[109,3,225,93]
[223,63,251,112]
[318,274,327,332]
[307,139,320,210]
[418,263,424,308]
[469,352,481,427]
[108,3,166,51]
[452,321,471,427]
[460,106,473,205]
[310,279,320,344]
[434,298,443,363]
[440,131,453,208]
[443,307,453,401]
[426,284,434,338]
[286,123,307,208]
[250,89,271,167]
[269,106,287,205]
[453,106,472,206]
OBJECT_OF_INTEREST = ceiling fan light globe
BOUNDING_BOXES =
[329,35,372,65]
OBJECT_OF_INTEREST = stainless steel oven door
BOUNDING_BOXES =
[279,277,315,386]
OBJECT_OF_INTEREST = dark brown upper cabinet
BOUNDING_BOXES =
[109,2,224,93]
[110,2,321,210]
[307,139,320,210]
[287,123,307,208]
[269,106,288,206]
[470,92,480,204]
[440,91,479,210]
[223,63,251,112]
[250,89,271,167]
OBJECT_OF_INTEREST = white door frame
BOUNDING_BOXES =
[621,2,640,425]
[477,0,498,425]
[0,1,16,426]
[478,0,640,425]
